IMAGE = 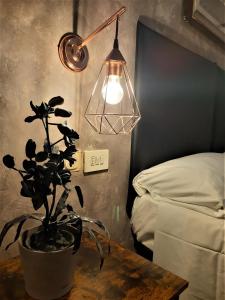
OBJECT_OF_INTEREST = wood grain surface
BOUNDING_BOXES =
[0,233,188,300]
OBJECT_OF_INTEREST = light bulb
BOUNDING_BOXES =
[101,75,124,105]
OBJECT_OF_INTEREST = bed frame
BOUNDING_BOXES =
[127,18,224,258]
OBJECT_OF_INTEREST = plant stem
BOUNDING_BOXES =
[42,118,52,155]
[51,138,64,148]
[48,122,61,126]
[13,168,25,179]
[49,184,56,219]
[43,197,50,229]
[45,116,52,154]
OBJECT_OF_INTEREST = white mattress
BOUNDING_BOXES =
[131,195,225,300]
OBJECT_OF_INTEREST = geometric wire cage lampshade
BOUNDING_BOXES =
[84,19,141,134]
[84,55,141,134]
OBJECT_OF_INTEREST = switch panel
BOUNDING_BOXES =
[84,149,109,173]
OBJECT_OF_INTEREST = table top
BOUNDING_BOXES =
[0,233,188,300]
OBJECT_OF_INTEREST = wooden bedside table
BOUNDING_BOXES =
[0,233,188,299]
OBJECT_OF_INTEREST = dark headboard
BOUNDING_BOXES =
[127,20,224,216]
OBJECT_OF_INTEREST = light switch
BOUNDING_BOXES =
[83,149,109,173]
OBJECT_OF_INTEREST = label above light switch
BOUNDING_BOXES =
[83,149,109,173]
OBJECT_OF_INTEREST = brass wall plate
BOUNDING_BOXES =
[58,33,89,72]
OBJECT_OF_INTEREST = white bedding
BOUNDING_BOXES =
[132,153,224,212]
[131,194,158,250]
[131,153,225,300]
[154,202,225,300]
[131,195,225,300]
[131,193,225,251]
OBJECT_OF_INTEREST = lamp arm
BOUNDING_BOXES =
[78,6,126,49]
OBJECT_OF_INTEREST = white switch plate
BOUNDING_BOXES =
[83,149,109,173]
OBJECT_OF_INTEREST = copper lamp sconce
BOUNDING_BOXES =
[58,7,126,72]
[58,6,141,134]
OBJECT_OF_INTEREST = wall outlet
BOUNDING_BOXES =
[83,149,109,173]
[64,150,82,171]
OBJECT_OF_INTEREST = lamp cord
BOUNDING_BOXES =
[113,16,119,49]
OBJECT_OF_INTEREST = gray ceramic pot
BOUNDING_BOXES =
[19,226,76,300]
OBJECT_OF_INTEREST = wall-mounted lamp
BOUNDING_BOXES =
[58,7,140,134]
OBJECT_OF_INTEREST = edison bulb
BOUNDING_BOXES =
[101,75,124,105]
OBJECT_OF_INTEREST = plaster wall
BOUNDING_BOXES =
[0,0,224,260]
[0,0,78,260]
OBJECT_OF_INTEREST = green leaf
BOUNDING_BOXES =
[32,193,45,210]
[57,124,79,140]
[23,174,33,180]
[0,216,26,247]
[85,228,104,269]
[35,151,48,162]
[48,96,64,107]
[23,159,36,171]
[82,217,110,254]
[38,102,49,117]
[54,189,70,218]
[20,187,30,197]
[66,204,73,212]
[93,220,110,255]
[52,172,62,185]
[24,115,37,123]
[71,218,82,253]
[30,101,38,113]
[63,145,76,157]
[57,124,72,136]
[75,186,83,208]
[2,155,15,169]
[25,139,36,159]
[54,108,72,118]
[59,170,71,185]
[57,160,64,171]
[66,157,76,167]
[50,153,61,162]
[21,180,34,197]
[5,219,27,250]
[0,214,42,247]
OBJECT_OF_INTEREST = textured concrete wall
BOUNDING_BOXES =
[0,0,224,260]
[0,0,78,260]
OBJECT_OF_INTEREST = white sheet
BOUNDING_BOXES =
[154,202,225,300]
[131,194,159,250]
[131,193,225,251]
[131,195,225,300]
[131,153,225,299]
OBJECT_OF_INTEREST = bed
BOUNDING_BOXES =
[128,18,225,300]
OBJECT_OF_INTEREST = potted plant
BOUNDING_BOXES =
[0,96,110,300]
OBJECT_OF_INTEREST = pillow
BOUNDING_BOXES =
[133,153,224,210]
